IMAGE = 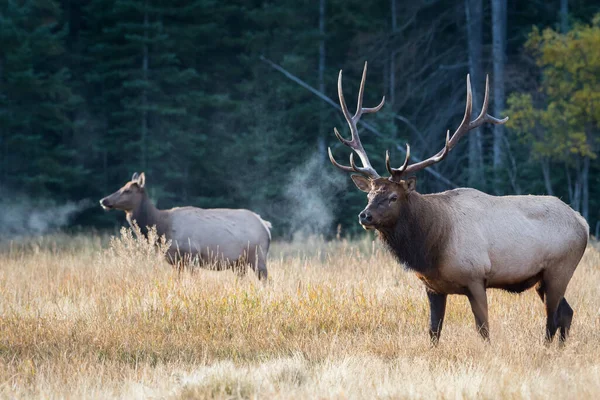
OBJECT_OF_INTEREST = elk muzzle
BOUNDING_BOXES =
[99,197,113,210]
[359,209,375,229]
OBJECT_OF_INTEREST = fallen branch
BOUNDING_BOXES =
[259,55,457,188]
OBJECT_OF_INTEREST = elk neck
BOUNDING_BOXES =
[126,191,166,238]
[377,191,451,275]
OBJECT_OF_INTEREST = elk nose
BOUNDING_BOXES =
[359,210,373,224]
[99,198,111,209]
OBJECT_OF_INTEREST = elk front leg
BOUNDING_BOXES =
[427,290,447,345]
[467,283,489,341]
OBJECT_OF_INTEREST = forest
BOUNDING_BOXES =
[1,0,600,238]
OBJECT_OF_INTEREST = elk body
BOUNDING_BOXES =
[100,173,271,280]
[329,62,588,343]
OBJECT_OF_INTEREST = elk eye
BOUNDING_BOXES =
[389,195,398,203]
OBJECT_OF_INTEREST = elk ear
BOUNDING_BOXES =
[137,172,146,188]
[131,172,139,181]
[403,176,417,192]
[351,175,371,192]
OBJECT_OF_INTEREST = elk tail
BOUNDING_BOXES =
[253,213,272,241]
[575,211,589,243]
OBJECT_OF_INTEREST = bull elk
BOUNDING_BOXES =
[329,62,588,344]
[100,172,271,280]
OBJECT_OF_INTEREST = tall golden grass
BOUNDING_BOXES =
[0,229,599,399]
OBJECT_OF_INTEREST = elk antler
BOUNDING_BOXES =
[386,75,508,181]
[328,62,385,179]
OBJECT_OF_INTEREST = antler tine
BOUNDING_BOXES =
[329,62,384,179]
[430,130,451,162]
[477,74,491,122]
[349,153,360,171]
[386,144,410,176]
[328,147,355,173]
[388,74,508,181]
[338,70,353,125]
[355,62,367,118]
[445,74,474,149]
[333,127,351,147]
[363,97,386,114]
[471,75,509,127]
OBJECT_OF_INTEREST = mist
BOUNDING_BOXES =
[0,189,92,239]
[284,155,347,240]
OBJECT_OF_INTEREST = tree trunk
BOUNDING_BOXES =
[141,9,149,172]
[465,0,484,187]
[317,0,327,163]
[573,179,581,213]
[102,147,108,194]
[571,158,582,212]
[389,0,397,106]
[560,0,569,33]
[0,56,4,186]
[503,135,521,194]
[541,159,553,196]
[565,163,574,203]
[582,155,589,220]
[491,0,506,189]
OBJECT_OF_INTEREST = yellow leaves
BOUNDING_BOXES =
[509,15,600,162]
[506,93,538,133]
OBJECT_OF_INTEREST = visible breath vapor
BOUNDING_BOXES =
[284,155,347,240]
[0,188,92,239]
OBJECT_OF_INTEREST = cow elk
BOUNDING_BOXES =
[100,173,271,280]
[328,62,588,344]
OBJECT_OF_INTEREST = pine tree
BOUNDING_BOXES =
[83,0,209,207]
[0,0,82,197]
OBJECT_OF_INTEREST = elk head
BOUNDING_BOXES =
[328,62,508,230]
[100,172,146,212]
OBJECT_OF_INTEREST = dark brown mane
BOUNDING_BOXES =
[377,192,451,274]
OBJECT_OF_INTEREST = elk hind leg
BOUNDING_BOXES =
[247,246,268,282]
[557,298,573,343]
[232,257,248,278]
[536,279,573,343]
[251,254,268,282]
[467,283,490,341]
[168,252,185,275]
[541,263,578,343]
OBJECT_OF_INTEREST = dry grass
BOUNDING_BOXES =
[0,230,599,399]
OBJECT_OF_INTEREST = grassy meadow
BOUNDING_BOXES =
[0,229,599,399]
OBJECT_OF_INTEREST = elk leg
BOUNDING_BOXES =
[232,256,248,278]
[256,261,268,282]
[249,247,268,282]
[544,307,559,343]
[467,283,489,341]
[541,278,569,343]
[536,281,570,343]
[557,298,574,343]
[535,281,545,302]
[426,290,447,345]
[252,254,268,282]
[172,255,185,275]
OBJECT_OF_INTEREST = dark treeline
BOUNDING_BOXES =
[1,0,599,237]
